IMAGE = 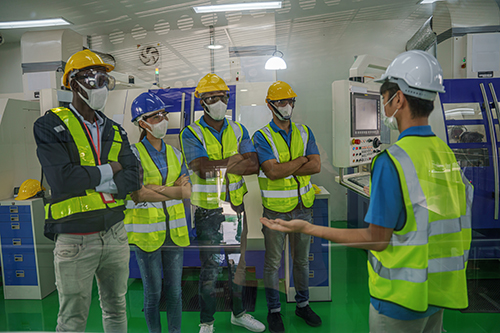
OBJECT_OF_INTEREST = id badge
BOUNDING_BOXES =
[100,192,116,204]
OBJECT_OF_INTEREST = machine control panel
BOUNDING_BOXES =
[332,80,382,168]
[350,137,381,165]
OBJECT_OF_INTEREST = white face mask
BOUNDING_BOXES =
[77,81,108,111]
[144,119,168,139]
[204,100,227,121]
[273,104,293,121]
[382,93,399,131]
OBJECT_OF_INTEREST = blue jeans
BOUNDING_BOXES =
[135,234,184,333]
[262,206,312,313]
[195,207,246,324]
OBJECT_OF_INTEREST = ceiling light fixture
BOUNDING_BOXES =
[419,0,441,4]
[206,43,224,50]
[193,1,282,13]
[0,18,71,29]
[265,50,287,70]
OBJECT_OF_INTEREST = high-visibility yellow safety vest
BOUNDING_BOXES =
[180,119,247,209]
[44,107,125,222]
[256,122,315,213]
[368,135,473,312]
[124,142,190,251]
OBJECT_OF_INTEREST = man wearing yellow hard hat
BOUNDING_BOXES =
[33,49,140,332]
[180,73,265,333]
[252,81,322,333]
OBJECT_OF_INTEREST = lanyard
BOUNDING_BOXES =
[83,120,101,165]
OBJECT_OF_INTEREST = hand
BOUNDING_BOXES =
[174,174,190,187]
[130,187,144,204]
[109,161,123,174]
[296,156,308,164]
[227,154,245,172]
[260,217,309,233]
[363,186,370,196]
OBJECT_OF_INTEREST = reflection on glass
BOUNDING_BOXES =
[447,125,486,143]
[443,103,483,120]
[452,148,489,167]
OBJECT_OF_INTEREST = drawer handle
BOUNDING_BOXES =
[10,206,18,213]
[12,239,21,246]
[308,253,314,261]
[16,270,25,278]
[14,254,24,262]
[11,222,20,230]
[309,270,315,278]
[10,215,19,222]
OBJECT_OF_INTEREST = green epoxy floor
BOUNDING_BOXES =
[1,246,500,332]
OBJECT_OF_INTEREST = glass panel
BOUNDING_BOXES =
[447,124,487,143]
[443,103,483,120]
[452,148,489,167]
[496,124,500,142]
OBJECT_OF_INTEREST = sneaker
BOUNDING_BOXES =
[267,312,285,333]
[295,305,322,327]
[231,313,266,332]
[199,323,214,333]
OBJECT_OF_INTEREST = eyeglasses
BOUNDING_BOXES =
[144,111,168,122]
[72,69,116,90]
[202,94,229,105]
[271,98,295,107]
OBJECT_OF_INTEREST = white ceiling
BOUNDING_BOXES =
[0,0,434,44]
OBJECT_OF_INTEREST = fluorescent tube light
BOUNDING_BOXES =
[193,2,282,13]
[0,18,71,29]
[207,44,224,50]
[419,0,440,4]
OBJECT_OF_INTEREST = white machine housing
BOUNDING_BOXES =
[332,80,382,168]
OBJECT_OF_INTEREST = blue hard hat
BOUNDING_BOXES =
[131,92,167,122]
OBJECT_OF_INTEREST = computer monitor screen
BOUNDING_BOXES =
[351,92,380,136]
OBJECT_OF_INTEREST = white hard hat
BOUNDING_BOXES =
[375,50,445,101]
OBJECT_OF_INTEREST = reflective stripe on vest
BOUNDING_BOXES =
[368,136,472,312]
[257,122,315,212]
[124,142,190,251]
[44,107,125,222]
[182,119,247,209]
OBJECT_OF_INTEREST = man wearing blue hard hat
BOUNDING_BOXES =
[124,92,191,333]
[262,50,472,333]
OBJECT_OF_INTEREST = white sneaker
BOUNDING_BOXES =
[231,313,266,332]
[199,323,214,333]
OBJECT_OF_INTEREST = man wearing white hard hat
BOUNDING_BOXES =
[261,50,472,332]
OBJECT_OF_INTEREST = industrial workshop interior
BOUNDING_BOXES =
[1,0,500,332]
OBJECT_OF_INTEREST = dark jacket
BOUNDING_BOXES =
[33,107,140,240]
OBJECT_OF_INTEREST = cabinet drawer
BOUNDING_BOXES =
[3,268,38,286]
[0,213,32,223]
[2,252,37,269]
[290,269,329,288]
[0,221,33,238]
[307,252,328,270]
[309,236,328,252]
[1,236,35,249]
[0,205,31,214]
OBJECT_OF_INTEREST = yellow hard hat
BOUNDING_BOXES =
[266,81,297,102]
[63,49,114,89]
[195,73,229,98]
[16,179,46,201]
